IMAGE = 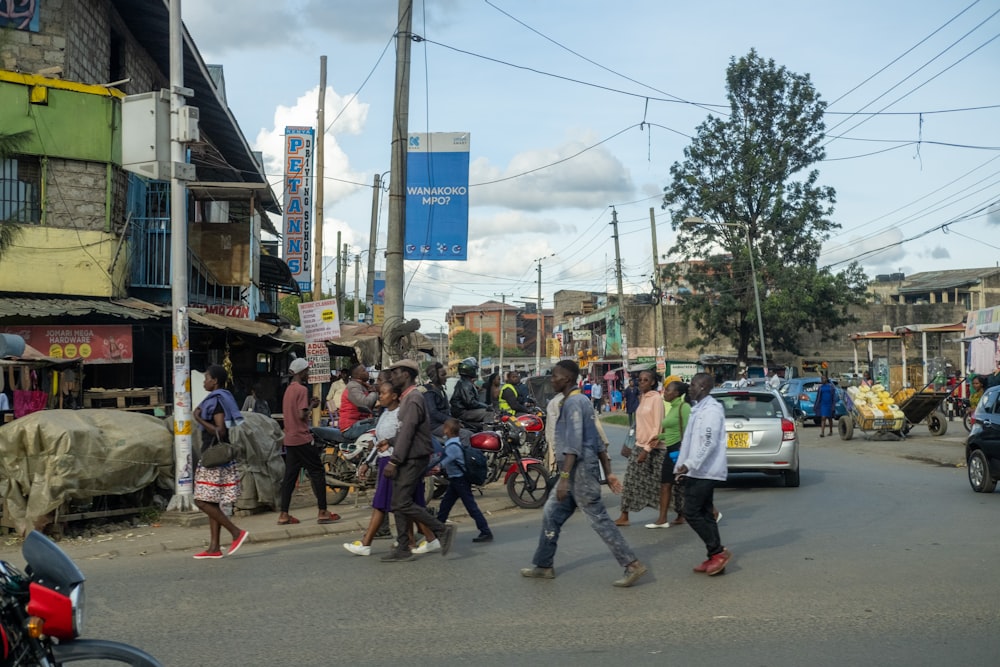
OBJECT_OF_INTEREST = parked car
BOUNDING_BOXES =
[779,377,848,425]
[712,387,800,487]
[965,385,1000,493]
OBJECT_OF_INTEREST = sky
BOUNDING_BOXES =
[182,0,1000,336]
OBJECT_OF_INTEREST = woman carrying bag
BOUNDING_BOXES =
[192,364,249,560]
[614,370,665,527]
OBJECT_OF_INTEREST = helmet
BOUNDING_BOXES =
[457,357,479,378]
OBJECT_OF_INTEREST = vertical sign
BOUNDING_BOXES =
[405,132,470,260]
[283,126,314,292]
[372,270,386,326]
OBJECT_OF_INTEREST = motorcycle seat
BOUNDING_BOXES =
[311,426,348,443]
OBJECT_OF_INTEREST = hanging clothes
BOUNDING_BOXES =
[969,337,997,374]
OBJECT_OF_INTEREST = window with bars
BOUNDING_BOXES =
[0,156,41,224]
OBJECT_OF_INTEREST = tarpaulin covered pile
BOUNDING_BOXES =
[228,412,285,512]
[0,410,174,534]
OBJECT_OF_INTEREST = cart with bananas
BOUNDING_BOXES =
[838,381,952,440]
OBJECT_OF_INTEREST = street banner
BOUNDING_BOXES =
[306,341,330,385]
[0,325,133,364]
[283,126,314,292]
[298,298,341,342]
[405,132,470,261]
[372,271,385,325]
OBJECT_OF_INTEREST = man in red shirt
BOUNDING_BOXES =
[339,363,377,439]
[278,358,339,525]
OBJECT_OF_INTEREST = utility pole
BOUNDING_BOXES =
[334,230,341,303]
[353,253,361,324]
[341,242,349,304]
[384,0,412,366]
[536,260,543,374]
[494,292,511,371]
[477,312,484,373]
[649,207,663,360]
[167,0,195,511]
[610,207,628,375]
[364,172,381,317]
[311,55,327,425]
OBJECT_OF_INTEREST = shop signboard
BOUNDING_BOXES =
[0,325,133,364]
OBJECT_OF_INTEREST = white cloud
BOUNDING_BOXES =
[469,138,634,211]
[469,211,575,239]
[821,227,906,271]
[256,84,370,210]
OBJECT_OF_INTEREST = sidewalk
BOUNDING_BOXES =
[1,480,520,560]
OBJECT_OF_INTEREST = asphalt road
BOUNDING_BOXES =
[50,425,1000,666]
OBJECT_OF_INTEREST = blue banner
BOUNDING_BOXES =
[405,132,470,261]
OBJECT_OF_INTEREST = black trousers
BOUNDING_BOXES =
[279,444,327,513]
[681,477,723,558]
[390,455,446,549]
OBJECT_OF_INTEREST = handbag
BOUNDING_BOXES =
[620,427,635,458]
[200,436,236,468]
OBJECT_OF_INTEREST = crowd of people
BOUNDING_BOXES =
[189,356,732,584]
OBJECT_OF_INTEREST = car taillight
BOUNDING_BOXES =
[781,418,796,441]
[798,393,809,401]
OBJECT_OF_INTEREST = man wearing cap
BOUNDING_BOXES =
[278,358,339,526]
[381,358,456,562]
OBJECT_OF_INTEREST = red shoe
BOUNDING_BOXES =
[193,550,223,560]
[693,557,712,573]
[705,548,732,576]
[228,530,249,556]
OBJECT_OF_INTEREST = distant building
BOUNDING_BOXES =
[868,268,1000,309]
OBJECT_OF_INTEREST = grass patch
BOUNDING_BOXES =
[601,414,629,427]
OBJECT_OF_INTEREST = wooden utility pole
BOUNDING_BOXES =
[310,56,327,425]
[335,230,342,303]
[649,207,663,358]
[610,207,627,374]
[364,172,381,316]
[384,0,412,367]
[494,292,511,371]
[353,253,361,324]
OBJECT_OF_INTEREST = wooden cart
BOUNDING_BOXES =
[838,381,952,440]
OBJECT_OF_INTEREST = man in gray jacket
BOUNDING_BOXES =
[674,372,732,576]
[380,359,456,562]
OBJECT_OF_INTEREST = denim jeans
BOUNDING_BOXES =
[531,459,636,569]
[390,455,446,550]
[681,477,723,558]
[437,476,491,536]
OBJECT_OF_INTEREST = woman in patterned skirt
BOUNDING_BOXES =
[192,364,249,559]
[615,369,666,526]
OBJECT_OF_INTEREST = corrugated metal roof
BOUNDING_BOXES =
[897,268,1000,294]
[0,298,165,320]
[188,311,278,337]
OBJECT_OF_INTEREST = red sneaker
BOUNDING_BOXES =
[693,558,712,573]
[228,530,249,556]
[705,548,732,576]
[193,550,223,560]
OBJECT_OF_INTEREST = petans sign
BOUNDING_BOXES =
[0,325,133,364]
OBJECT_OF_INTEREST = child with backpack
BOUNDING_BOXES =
[426,418,493,546]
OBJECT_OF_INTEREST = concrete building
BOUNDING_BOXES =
[868,268,1000,310]
[0,0,299,407]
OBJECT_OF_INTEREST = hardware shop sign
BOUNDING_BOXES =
[0,325,133,364]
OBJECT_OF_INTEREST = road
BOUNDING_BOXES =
[62,425,1000,666]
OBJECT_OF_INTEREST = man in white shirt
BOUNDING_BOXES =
[674,372,731,576]
[734,370,750,388]
[767,370,781,389]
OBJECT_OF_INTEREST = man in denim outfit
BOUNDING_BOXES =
[520,360,648,588]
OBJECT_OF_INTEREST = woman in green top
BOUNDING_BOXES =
[646,381,691,528]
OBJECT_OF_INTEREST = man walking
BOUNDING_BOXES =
[674,372,731,576]
[521,360,647,588]
[623,377,640,428]
[381,359,456,562]
[278,358,339,526]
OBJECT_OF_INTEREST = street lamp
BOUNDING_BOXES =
[683,216,767,372]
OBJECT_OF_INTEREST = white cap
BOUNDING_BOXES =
[289,358,310,375]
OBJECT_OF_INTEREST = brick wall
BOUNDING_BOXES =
[64,0,110,85]
[0,0,68,73]
[46,159,108,231]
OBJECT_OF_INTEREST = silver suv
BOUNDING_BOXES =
[711,387,801,487]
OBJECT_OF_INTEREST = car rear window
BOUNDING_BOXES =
[715,393,783,419]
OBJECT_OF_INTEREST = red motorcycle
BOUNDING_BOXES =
[471,416,551,509]
[0,531,161,665]
[515,409,548,462]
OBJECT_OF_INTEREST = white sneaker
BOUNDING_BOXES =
[714,511,723,524]
[644,522,671,529]
[343,541,371,556]
[412,538,441,554]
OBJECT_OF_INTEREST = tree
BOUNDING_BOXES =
[661,49,867,365]
[0,131,31,260]
[449,329,498,360]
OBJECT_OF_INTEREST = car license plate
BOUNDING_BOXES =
[727,432,750,448]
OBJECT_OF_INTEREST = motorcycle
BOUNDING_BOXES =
[470,416,551,509]
[0,531,161,666]
[311,426,378,505]
[515,408,548,462]
[945,393,973,432]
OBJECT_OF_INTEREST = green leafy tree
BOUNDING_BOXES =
[340,298,368,323]
[449,329,499,360]
[661,49,867,364]
[278,294,305,326]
